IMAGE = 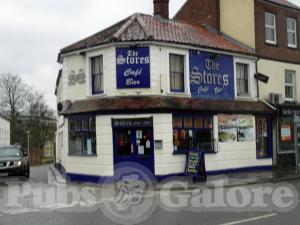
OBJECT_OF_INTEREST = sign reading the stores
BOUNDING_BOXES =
[116,47,150,89]
[189,50,234,100]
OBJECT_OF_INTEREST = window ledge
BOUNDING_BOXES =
[88,93,107,98]
[68,154,97,157]
[287,45,297,49]
[265,41,277,46]
[256,156,272,160]
[166,92,190,97]
[235,96,257,101]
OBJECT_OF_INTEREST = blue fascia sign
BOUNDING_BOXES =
[189,50,235,100]
[116,47,150,89]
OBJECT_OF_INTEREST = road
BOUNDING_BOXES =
[0,164,299,225]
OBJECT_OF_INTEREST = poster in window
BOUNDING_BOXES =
[218,115,237,142]
[237,116,254,142]
[87,139,92,155]
[218,115,254,142]
[281,124,292,142]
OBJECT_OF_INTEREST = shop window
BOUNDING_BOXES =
[287,18,297,48]
[265,12,276,44]
[285,70,296,101]
[236,63,249,96]
[91,56,104,94]
[173,114,214,154]
[169,54,185,92]
[69,116,97,156]
[279,117,295,152]
[256,116,272,158]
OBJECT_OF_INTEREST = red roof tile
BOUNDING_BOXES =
[59,13,254,56]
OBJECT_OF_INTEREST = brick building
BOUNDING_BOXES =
[175,0,300,170]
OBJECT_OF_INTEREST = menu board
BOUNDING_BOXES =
[218,115,254,142]
[185,151,206,178]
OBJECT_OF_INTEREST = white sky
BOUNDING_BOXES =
[0,0,299,110]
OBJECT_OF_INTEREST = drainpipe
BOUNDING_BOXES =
[255,58,260,99]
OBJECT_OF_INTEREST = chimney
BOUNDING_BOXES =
[153,0,169,19]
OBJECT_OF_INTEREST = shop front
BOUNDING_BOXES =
[277,104,300,170]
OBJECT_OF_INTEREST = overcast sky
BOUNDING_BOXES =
[0,0,299,110]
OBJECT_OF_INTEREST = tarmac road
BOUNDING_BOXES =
[0,164,299,225]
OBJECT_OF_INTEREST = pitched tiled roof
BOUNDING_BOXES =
[59,96,275,115]
[59,13,254,57]
[264,0,300,10]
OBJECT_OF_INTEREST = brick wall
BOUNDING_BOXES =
[255,0,300,63]
[174,0,220,30]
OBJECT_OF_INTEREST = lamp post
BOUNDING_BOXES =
[26,131,30,160]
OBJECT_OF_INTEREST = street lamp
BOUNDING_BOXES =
[26,131,30,159]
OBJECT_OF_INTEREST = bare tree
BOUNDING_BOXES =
[26,92,55,150]
[0,73,29,144]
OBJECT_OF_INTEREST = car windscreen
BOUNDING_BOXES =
[0,147,22,157]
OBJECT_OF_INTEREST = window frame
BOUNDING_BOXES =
[172,114,215,154]
[169,53,186,93]
[284,70,296,102]
[265,12,277,45]
[236,63,250,97]
[68,115,97,157]
[91,55,104,95]
[287,17,297,48]
[255,116,273,159]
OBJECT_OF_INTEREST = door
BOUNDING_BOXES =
[295,123,300,168]
[113,127,154,176]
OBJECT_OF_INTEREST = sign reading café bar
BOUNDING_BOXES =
[189,50,234,100]
[116,47,150,89]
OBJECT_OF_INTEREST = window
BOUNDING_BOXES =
[256,116,272,158]
[173,114,214,154]
[69,116,96,156]
[279,117,295,152]
[169,54,185,92]
[91,56,104,94]
[285,70,296,101]
[265,12,276,44]
[287,18,297,48]
[236,63,249,96]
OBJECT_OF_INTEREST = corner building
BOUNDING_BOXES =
[54,1,275,182]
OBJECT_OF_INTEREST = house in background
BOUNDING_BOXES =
[175,0,300,170]
[0,117,10,147]
[54,0,276,182]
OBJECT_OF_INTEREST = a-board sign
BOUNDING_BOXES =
[185,150,206,178]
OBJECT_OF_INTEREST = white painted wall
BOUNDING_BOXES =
[258,59,300,102]
[59,44,258,102]
[0,117,10,147]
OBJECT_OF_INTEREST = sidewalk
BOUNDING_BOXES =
[49,164,300,190]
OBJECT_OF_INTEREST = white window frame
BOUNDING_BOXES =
[86,50,106,97]
[287,17,297,48]
[166,49,190,96]
[265,12,277,45]
[235,63,250,97]
[284,70,296,102]
[234,57,257,100]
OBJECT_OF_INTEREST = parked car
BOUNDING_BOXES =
[0,145,30,178]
